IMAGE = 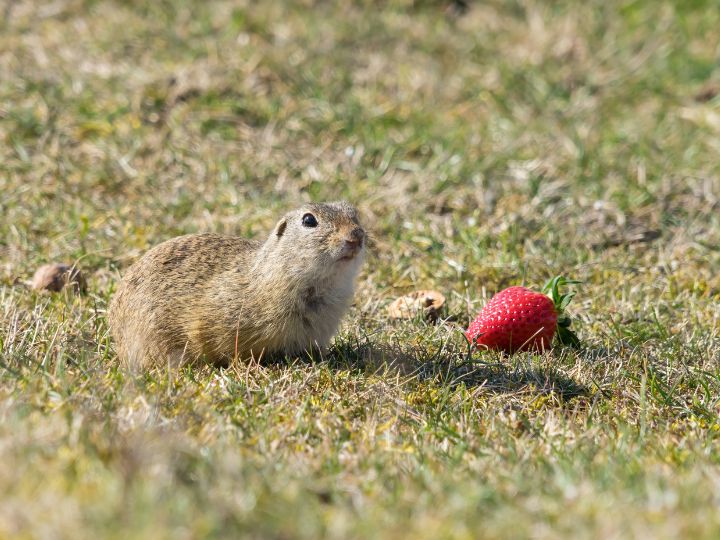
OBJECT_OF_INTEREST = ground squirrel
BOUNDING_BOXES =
[108,202,366,369]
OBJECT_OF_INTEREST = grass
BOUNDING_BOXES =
[1,0,720,537]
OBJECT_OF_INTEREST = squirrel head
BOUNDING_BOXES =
[261,201,366,282]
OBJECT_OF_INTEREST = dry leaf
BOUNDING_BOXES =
[388,290,446,322]
[31,263,86,293]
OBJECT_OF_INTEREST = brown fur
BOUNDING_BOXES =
[108,202,366,369]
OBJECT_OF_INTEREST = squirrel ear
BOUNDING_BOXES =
[274,219,287,237]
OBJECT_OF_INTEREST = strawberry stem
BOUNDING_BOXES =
[542,276,582,348]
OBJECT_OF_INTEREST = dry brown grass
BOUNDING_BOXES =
[1,0,720,538]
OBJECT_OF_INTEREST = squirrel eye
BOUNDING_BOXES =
[301,213,318,228]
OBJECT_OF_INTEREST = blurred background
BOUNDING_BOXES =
[2,0,718,293]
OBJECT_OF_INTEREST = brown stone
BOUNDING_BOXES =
[31,263,86,293]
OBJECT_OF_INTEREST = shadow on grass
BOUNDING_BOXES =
[216,332,589,402]
[322,341,589,401]
[434,361,588,400]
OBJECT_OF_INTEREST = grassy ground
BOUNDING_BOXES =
[2,0,720,537]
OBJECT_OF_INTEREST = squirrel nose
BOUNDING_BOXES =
[344,227,365,248]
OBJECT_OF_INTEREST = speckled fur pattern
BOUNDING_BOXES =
[108,202,366,369]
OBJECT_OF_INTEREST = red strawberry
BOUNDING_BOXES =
[465,276,580,354]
